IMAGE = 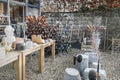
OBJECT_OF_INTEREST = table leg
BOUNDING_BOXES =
[38,46,44,73]
[12,61,16,69]
[22,53,26,80]
[51,43,55,61]
[14,54,22,80]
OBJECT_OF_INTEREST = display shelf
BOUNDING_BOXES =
[0,15,9,17]
[0,27,5,36]
[0,0,10,41]
[10,0,25,6]
[0,0,10,26]
[0,25,8,27]
[0,0,7,2]
[0,15,9,25]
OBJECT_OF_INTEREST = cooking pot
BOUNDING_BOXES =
[16,42,25,50]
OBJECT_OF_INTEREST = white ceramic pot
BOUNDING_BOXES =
[25,41,33,49]
[5,36,16,44]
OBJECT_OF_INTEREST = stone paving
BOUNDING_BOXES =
[0,49,120,80]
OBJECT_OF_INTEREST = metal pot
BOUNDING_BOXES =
[16,42,25,50]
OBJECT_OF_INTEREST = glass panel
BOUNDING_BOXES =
[10,5,24,22]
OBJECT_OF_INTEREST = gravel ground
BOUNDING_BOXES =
[0,49,120,80]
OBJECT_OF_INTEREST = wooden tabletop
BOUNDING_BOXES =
[0,51,20,67]
[21,45,41,56]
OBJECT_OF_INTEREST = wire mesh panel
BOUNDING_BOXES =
[42,12,105,41]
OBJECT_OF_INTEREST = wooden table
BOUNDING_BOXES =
[0,51,22,80]
[40,40,55,72]
[22,40,55,80]
[42,40,55,61]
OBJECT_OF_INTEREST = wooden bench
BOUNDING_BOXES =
[0,40,55,80]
